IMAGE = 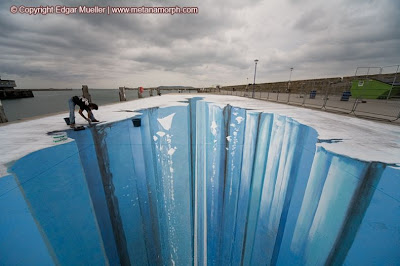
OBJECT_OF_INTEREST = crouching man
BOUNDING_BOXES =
[68,96,98,128]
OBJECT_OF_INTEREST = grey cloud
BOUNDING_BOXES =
[293,8,329,32]
[1,0,248,82]
[1,0,399,88]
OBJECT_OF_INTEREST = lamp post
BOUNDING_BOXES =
[252,59,259,98]
[287,67,293,92]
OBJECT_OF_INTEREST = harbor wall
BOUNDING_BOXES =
[0,89,34,100]
[219,73,398,95]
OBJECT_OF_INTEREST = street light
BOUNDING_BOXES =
[252,59,259,98]
[287,67,294,93]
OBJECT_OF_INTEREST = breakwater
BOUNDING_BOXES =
[218,73,398,95]
[0,89,34,100]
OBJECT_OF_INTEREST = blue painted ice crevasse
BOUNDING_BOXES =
[0,175,53,265]
[1,98,399,265]
[250,114,311,265]
[5,142,109,265]
[141,106,193,266]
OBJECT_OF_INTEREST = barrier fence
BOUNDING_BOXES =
[205,87,400,123]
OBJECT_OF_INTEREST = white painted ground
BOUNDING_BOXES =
[0,94,399,177]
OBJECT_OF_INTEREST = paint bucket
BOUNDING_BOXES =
[52,132,68,143]
[132,118,141,127]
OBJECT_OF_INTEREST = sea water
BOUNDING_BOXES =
[1,89,193,122]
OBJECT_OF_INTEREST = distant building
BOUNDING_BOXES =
[0,77,16,90]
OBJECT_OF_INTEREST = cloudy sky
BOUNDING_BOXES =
[0,0,399,89]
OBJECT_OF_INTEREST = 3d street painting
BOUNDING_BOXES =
[1,97,399,265]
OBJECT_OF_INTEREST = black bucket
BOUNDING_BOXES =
[132,118,141,127]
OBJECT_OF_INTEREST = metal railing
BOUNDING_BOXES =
[205,87,400,123]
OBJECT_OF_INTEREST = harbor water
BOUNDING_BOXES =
[1,89,194,122]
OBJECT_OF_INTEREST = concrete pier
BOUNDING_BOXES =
[0,89,34,100]
[0,95,399,265]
